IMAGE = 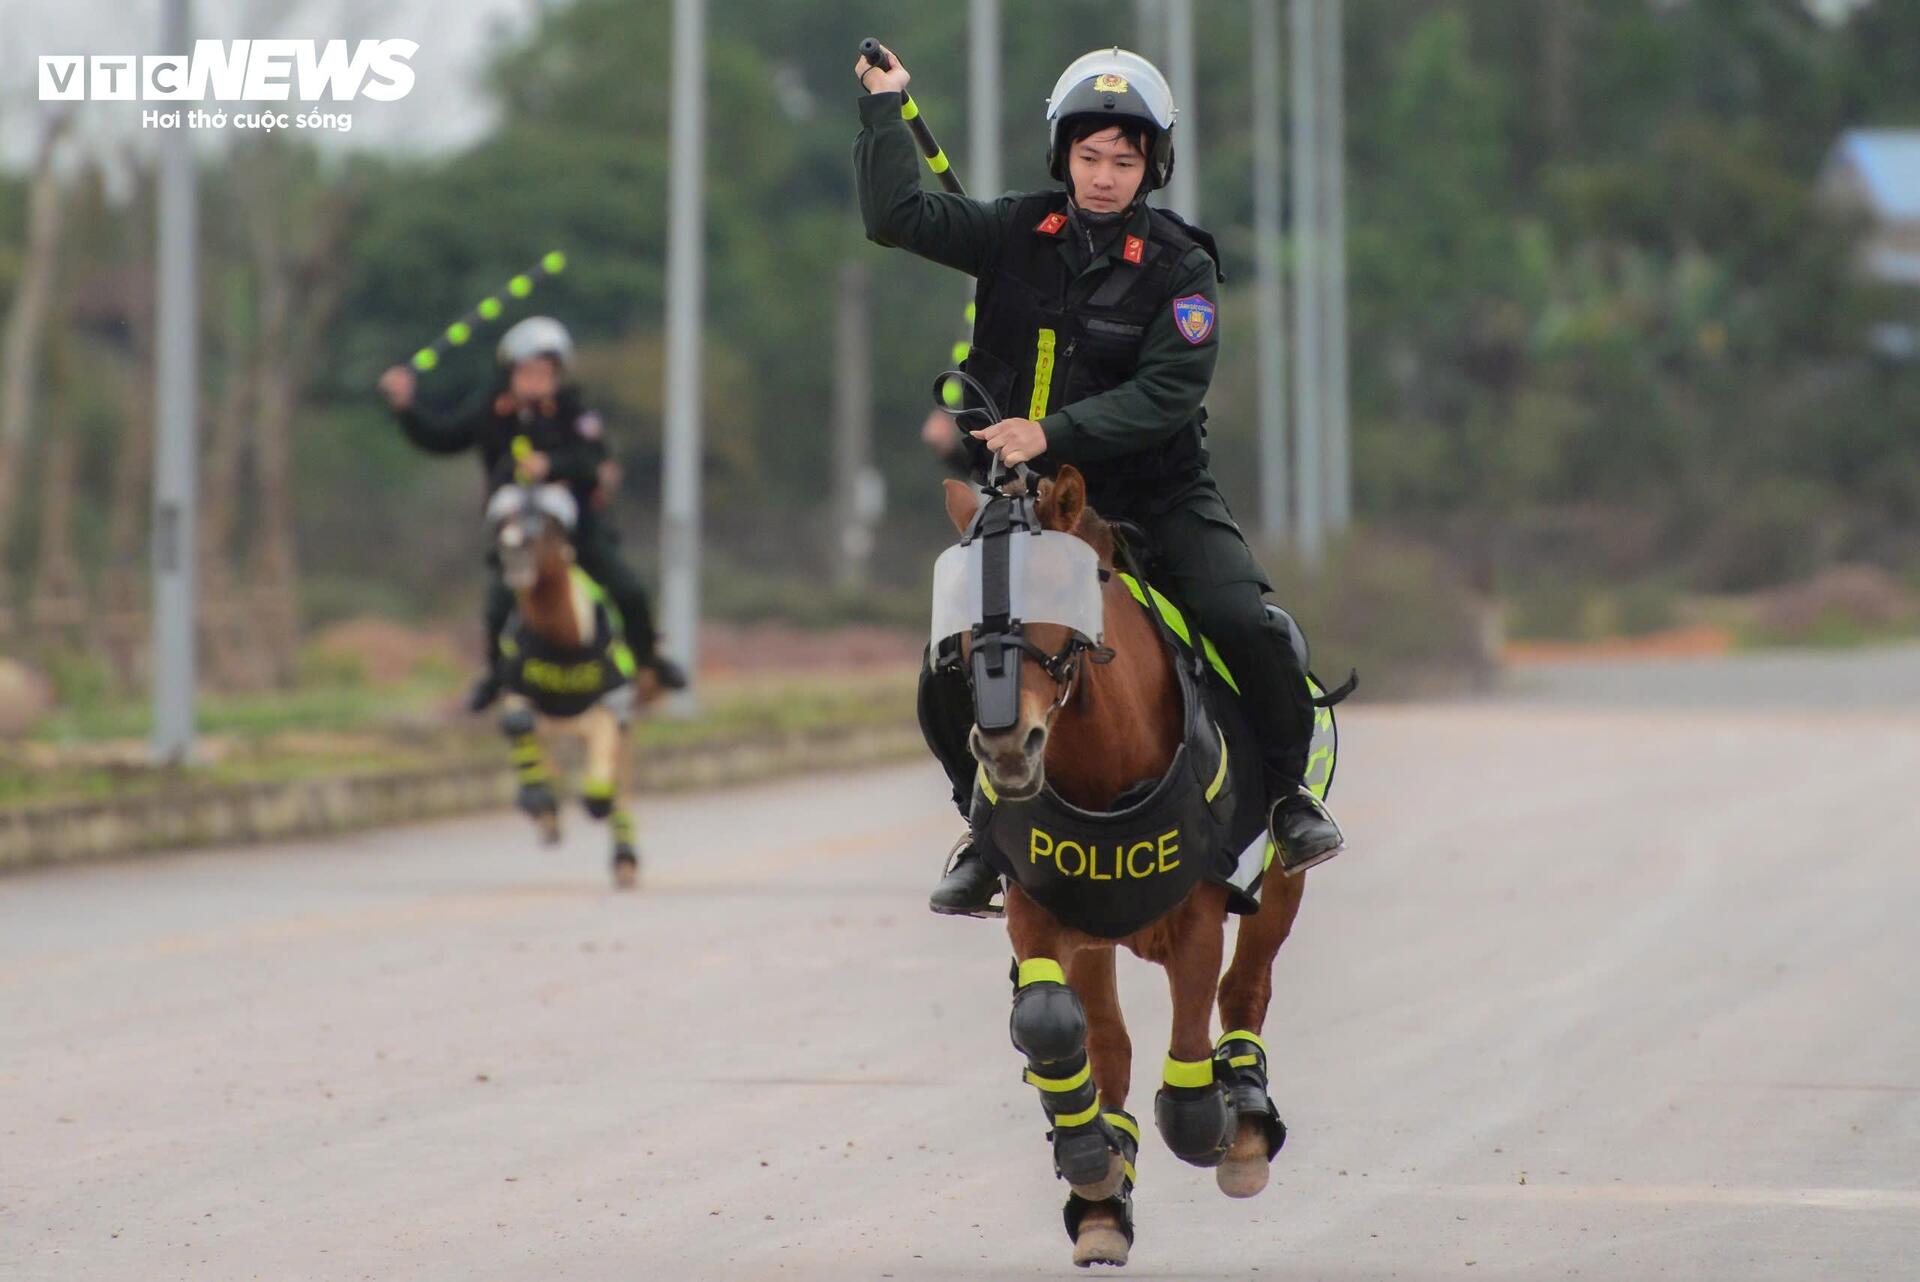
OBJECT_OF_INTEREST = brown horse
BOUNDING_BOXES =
[491,485,657,888]
[943,466,1307,1268]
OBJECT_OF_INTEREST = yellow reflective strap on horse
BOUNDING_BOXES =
[1117,573,1240,692]
[1123,1161,1138,1182]
[1053,1099,1102,1129]
[1016,957,1066,988]
[1101,1111,1141,1144]
[1028,328,1057,419]
[1205,726,1229,803]
[568,567,632,676]
[498,635,520,659]
[1215,1029,1267,1055]
[1201,634,1240,694]
[1024,1063,1092,1093]
[1147,586,1191,647]
[583,777,614,801]
[1162,1055,1214,1089]
[976,763,999,806]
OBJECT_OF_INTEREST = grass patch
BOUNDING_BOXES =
[6,670,918,811]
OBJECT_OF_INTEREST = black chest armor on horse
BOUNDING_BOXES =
[963,193,1220,513]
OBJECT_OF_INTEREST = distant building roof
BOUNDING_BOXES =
[1826,129,1920,223]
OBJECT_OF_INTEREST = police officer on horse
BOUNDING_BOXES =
[377,317,685,709]
[854,44,1346,915]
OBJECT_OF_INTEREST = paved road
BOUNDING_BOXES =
[3,695,1917,1280]
[1499,641,1920,711]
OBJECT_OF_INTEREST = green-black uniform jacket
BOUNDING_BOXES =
[855,90,1234,525]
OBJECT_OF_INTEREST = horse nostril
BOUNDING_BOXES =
[1023,726,1046,758]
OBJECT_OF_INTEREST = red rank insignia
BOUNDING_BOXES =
[1035,211,1068,236]
[1123,235,1145,264]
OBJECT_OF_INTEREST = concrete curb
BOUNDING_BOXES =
[0,721,924,874]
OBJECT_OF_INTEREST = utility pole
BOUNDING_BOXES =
[1320,0,1352,532]
[1289,0,1324,565]
[1164,0,1198,221]
[831,261,877,591]
[969,0,1002,200]
[660,0,705,710]
[1252,0,1289,544]
[1134,0,1165,60]
[151,0,198,762]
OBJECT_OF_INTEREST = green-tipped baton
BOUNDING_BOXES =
[409,250,569,373]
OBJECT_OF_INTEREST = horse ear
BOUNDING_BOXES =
[1040,465,1086,533]
[943,479,981,534]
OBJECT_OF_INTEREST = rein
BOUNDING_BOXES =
[932,366,1119,728]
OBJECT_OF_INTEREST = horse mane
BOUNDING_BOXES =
[1068,505,1118,566]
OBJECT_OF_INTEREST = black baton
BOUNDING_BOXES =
[859,38,966,196]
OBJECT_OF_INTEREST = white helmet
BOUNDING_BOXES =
[497,315,574,371]
[1045,48,1178,191]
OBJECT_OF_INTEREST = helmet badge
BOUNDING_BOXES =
[1092,73,1129,94]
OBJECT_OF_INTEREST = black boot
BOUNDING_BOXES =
[467,668,505,713]
[1269,788,1345,875]
[930,837,1003,917]
[644,653,689,691]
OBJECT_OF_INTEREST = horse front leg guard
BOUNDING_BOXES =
[1153,1052,1233,1168]
[608,806,639,889]
[500,704,559,842]
[1213,1029,1287,1198]
[1062,1107,1138,1268]
[1010,959,1126,1199]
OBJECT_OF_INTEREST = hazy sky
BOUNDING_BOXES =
[0,0,539,171]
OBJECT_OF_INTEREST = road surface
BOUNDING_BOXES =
[3,686,1918,1279]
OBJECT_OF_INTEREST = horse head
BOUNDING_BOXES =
[943,466,1133,803]
[488,484,577,595]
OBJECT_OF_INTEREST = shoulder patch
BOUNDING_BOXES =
[1035,211,1068,236]
[575,410,603,440]
[1171,295,1217,345]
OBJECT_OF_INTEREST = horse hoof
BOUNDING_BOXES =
[536,813,562,846]
[1071,1225,1131,1268]
[1216,1153,1269,1199]
[1068,1150,1127,1202]
[611,849,639,889]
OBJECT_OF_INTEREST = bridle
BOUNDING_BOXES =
[935,368,1114,732]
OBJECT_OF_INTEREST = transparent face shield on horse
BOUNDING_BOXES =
[488,483,578,588]
[928,532,1106,651]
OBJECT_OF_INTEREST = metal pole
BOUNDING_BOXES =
[660,0,705,711]
[1164,0,1198,221]
[150,0,198,763]
[1252,0,1288,544]
[969,0,1002,200]
[831,260,874,591]
[1134,0,1165,60]
[1289,0,1324,565]
[1320,0,1352,532]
